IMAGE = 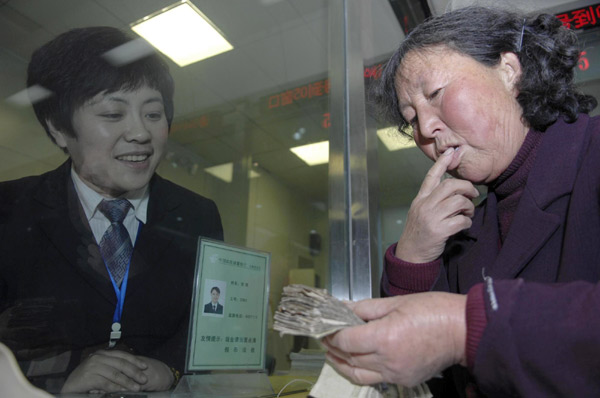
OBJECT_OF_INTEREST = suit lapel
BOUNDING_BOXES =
[31,166,193,304]
[33,161,116,304]
[494,116,589,278]
[457,116,590,287]
[489,190,561,279]
[127,175,181,292]
[456,193,500,291]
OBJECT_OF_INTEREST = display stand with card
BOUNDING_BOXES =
[176,239,272,398]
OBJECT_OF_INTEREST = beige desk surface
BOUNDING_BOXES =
[53,374,318,398]
[268,374,318,397]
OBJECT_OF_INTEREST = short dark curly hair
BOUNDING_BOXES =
[374,6,597,135]
[27,26,174,147]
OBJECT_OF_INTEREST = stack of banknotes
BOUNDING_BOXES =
[274,284,432,398]
[274,284,364,339]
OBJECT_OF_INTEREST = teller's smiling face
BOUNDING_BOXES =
[49,85,168,198]
[395,45,529,184]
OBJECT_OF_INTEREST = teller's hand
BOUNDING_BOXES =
[136,355,174,391]
[61,349,148,394]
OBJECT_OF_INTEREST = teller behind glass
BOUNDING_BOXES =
[0,26,223,394]
[323,6,600,397]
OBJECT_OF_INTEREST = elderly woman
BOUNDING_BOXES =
[324,6,600,397]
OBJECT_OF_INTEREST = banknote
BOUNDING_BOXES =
[273,284,432,398]
[273,284,363,339]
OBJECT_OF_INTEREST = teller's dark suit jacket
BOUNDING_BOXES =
[0,160,223,391]
[203,302,223,314]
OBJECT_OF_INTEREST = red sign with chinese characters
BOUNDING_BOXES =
[170,114,209,134]
[267,79,330,110]
[556,4,600,30]
[267,62,385,110]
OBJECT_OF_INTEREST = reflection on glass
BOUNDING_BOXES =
[131,1,234,67]
[0,0,331,382]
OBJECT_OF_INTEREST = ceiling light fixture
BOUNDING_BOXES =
[377,128,416,151]
[131,0,233,67]
[249,170,261,179]
[290,140,329,166]
[6,85,52,106]
[205,163,233,183]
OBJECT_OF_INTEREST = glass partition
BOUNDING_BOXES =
[0,0,329,379]
[5,0,598,392]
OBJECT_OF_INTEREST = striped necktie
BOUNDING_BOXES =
[98,199,133,287]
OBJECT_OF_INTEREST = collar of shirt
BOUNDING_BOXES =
[70,166,149,244]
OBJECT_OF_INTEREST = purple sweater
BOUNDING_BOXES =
[383,114,600,396]
[382,128,544,368]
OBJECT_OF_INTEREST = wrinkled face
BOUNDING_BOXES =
[395,46,529,184]
[211,289,220,304]
[50,86,168,197]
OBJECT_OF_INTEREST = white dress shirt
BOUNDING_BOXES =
[70,167,149,245]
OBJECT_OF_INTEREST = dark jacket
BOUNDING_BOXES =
[382,115,600,396]
[0,161,223,391]
[203,302,224,314]
[434,114,600,396]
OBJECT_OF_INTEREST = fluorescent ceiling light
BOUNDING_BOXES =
[249,170,261,179]
[102,38,156,66]
[131,1,233,67]
[205,163,233,183]
[6,85,53,106]
[290,141,329,166]
[377,128,416,151]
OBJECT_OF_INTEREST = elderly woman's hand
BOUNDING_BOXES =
[396,148,479,263]
[322,292,467,387]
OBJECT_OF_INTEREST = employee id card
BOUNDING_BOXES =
[185,238,270,372]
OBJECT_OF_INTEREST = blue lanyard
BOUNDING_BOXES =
[107,258,131,324]
[103,222,142,347]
